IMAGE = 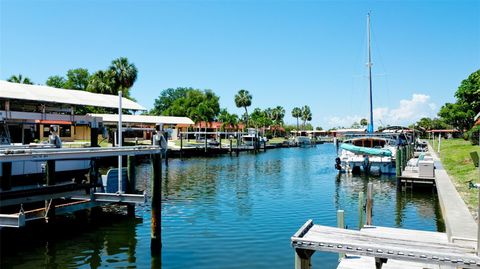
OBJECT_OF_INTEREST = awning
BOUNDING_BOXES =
[35,120,72,125]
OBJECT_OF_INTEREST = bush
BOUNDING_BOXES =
[468,125,480,145]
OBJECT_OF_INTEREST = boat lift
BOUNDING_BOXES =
[0,145,161,228]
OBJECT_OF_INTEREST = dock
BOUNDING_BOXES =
[291,220,479,269]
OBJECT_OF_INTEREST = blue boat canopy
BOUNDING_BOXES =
[340,143,392,157]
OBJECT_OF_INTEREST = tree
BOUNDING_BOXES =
[301,105,312,129]
[455,69,480,117]
[109,57,138,97]
[7,74,33,84]
[65,68,90,90]
[291,107,302,131]
[315,126,323,131]
[360,118,368,127]
[438,102,474,131]
[46,75,66,88]
[218,109,239,131]
[351,122,361,129]
[271,106,285,137]
[151,88,189,115]
[87,70,114,94]
[234,89,252,127]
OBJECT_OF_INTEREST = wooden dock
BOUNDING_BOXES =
[397,170,435,188]
[291,220,480,269]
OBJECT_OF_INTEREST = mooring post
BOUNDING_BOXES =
[1,162,12,191]
[337,209,345,260]
[46,160,56,222]
[127,155,136,217]
[264,140,267,152]
[366,182,373,225]
[395,148,402,177]
[236,133,240,157]
[294,249,314,269]
[219,134,222,149]
[204,132,208,154]
[230,139,233,156]
[151,153,162,253]
[358,191,364,229]
[180,133,183,159]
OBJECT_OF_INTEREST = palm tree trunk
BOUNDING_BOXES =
[296,118,299,134]
[244,107,249,128]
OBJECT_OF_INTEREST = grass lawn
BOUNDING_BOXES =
[431,138,480,213]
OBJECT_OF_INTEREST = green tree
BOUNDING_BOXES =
[438,102,474,131]
[360,118,368,127]
[315,126,323,131]
[234,89,252,127]
[87,70,114,94]
[46,75,66,88]
[271,106,285,137]
[109,57,138,97]
[7,74,33,84]
[351,122,361,129]
[301,105,312,129]
[151,88,189,115]
[455,69,480,116]
[291,107,302,131]
[65,68,90,90]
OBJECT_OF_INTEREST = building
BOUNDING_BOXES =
[89,114,194,141]
[0,80,144,144]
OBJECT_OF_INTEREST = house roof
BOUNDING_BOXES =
[0,80,145,110]
[89,114,194,125]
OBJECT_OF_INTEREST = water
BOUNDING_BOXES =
[1,144,444,268]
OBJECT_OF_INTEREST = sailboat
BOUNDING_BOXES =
[335,13,398,175]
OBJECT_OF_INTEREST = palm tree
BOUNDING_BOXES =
[87,70,114,94]
[301,105,312,129]
[292,107,302,133]
[234,89,252,128]
[7,74,33,84]
[272,106,285,137]
[109,57,138,96]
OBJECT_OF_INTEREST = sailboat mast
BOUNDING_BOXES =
[367,12,374,133]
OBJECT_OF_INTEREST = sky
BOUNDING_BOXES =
[1,0,479,129]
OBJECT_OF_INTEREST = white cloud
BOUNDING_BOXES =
[323,93,437,129]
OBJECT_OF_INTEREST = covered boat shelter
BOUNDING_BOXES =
[89,114,194,141]
[0,80,145,144]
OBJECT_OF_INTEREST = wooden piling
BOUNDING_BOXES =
[90,127,98,147]
[337,210,345,260]
[180,133,183,159]
[204,134,208,153]
[229,139,233,156]
[151,153,162,252]
[264,140,267,152]
[358,191,364,229]
[127,155,136,216]
[236,133,240,157]
[46,160,56,222]
[1,162,12,191]
[219,135,222,149]
[396,148,402,177]
[294,249,314,269]
[366,182,373,225]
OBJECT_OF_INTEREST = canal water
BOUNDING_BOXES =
[1,144,444,269]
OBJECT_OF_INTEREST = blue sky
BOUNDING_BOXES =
[1,0,479,129]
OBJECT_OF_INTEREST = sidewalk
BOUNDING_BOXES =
[428,143,477,248]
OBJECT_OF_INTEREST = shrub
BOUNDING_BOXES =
[468,125,480,145]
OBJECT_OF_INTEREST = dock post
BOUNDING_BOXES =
[358,191,364,229]
[127,155,136,217]
[337,209,345,260]
[151,153,162,253]
[205,133,208,153]
[264,140,267,152]
[366,182,373,225]
[396,148,401,177]
[295,249,314,269]
[236,133,240,157]
[180,133,183,159]
[1,162,12,191]
[46,160,56,223]
[219,134,222,149]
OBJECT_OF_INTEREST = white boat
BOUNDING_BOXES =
[334,13,397,176]
[295,136,312,147]
[335,136,398,175]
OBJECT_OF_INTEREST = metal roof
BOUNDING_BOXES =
[89,114,194,125]
[0,80,145,110]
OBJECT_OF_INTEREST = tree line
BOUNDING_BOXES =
[7,60,319,137]
[413,69,479,145]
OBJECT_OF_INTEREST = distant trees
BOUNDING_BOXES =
[360,118,368,128]
[7,74,33,84]
[150,88,189,115]
[234,89,252,127]
[301,105,312,129]
[291,107,302,130]
[65,68,90,91]
[46,75,66,88]
[218,109,239,131]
